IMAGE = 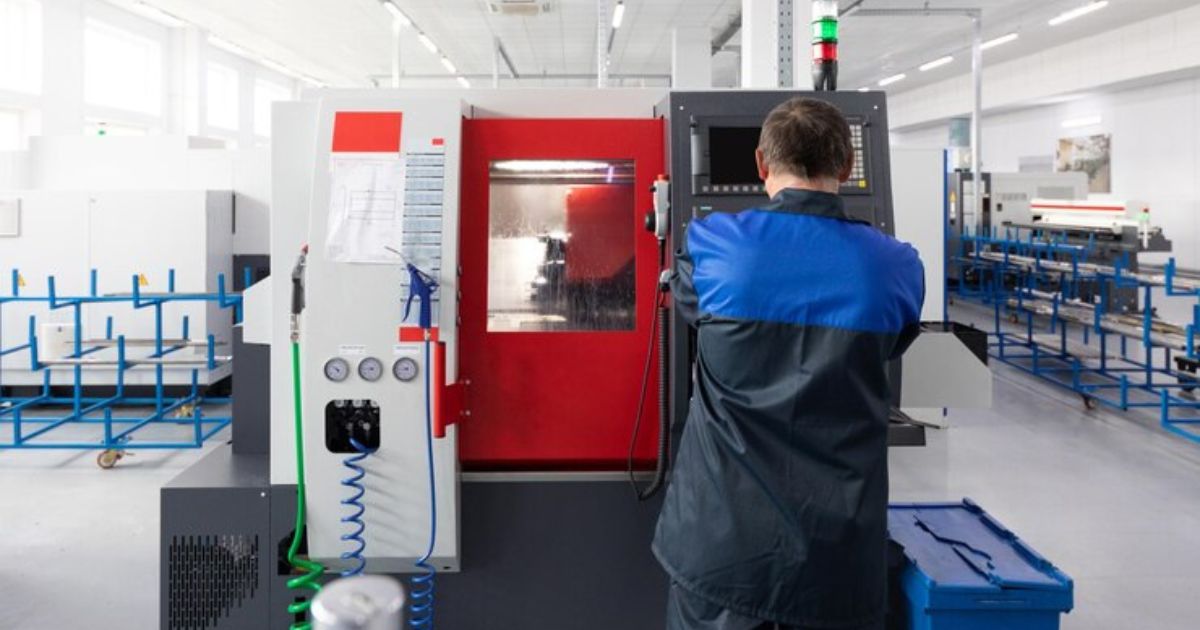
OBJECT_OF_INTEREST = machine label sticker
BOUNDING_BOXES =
[392,344,420,356]
[324,155,408,265]
[337,344,367,356]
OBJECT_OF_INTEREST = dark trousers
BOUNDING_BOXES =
[666,583,884,630]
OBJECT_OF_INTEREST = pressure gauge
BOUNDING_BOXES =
[324,358,350,382]
[392,357,419,382]
[358,357,384,382]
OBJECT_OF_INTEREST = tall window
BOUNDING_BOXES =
[84,19,163,115]
[0,0,42,94]
[253,78,292,138]
[0,108,22,150]
[205,63,239,131]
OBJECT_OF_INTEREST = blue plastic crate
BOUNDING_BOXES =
[889,499,1073,630]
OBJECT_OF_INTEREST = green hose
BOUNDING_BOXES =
[286,341,326,629]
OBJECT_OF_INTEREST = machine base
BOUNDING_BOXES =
[162,448,668,630]
[436,475,668,629]
[165,441,926,629]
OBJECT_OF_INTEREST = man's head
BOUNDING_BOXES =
[755,97,854,196]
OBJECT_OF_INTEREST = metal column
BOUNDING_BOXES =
[970,14,984,234]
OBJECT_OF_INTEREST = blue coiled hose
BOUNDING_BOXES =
[409,338,437,628]
[339,436,374,577]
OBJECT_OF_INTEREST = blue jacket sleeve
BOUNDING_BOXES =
[670,225,701,327]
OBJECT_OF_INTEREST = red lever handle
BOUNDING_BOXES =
[432,342,464,439]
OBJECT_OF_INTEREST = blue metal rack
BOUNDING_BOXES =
[0,268,246,457]
[953,226,1200,445]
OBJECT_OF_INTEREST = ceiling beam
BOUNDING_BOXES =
[711,13,741,54]
[368,72,670,81]
[849,7,981,18]
[496,39,520,78]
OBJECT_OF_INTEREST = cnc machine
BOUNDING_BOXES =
[160,88,987,630]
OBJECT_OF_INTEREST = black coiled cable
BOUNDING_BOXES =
[629,241,671,501]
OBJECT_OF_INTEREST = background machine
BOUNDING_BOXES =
[160,88,983,630]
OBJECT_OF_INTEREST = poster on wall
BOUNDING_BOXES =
[1056,134,1112,194]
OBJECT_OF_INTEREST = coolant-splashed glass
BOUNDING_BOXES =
[486,159,636,332]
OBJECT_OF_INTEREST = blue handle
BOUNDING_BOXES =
[405,263,438,330]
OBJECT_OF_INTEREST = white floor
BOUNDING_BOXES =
[0,422,227,630]
[3,362,1200,629]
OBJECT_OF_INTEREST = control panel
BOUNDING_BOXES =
[663,92,890,230]
[691,118,871,198]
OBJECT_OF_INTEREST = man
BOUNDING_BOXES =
[653,97,925,630]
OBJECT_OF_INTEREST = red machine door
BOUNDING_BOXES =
[458,118,664,471]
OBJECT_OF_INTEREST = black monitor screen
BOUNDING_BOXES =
[708,127,762,185]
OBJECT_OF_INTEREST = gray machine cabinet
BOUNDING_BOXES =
[161,447,273,630]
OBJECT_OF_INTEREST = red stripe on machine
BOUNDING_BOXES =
[399,326,439,342]
[331,112,403,152]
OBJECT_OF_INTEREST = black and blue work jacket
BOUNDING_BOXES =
[652,188,925,627]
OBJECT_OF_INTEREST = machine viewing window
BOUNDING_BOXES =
[708,127,762,186]
[487,159,637,333]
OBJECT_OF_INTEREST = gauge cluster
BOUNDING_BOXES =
[324,355,420,383]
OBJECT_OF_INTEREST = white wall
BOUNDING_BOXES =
[894,77,1200,266]
[894,76,1200,321]
[0,0,293,254]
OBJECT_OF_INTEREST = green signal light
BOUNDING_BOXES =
[813,18,838,42]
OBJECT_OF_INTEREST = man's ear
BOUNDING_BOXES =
[838,152,854,184]
[756,149,770,182]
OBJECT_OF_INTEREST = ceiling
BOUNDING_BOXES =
[114,0,1198,92]
[835,0,1199,92]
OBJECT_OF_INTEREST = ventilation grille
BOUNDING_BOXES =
[488,0,551,16]
[168,534,260,630]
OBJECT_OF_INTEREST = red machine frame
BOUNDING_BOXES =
[456,118,665,471]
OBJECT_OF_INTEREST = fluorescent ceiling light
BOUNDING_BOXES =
[259,57,299,79]
[492,160,612,172]
[612,1,626,29]
[131,1,187,28]
[456,76,471,89]
[878,73,907,87]
[1062,115,1102,129]
[919,56,954,72]
[981,32,1019,51]
[380,0,413,27]
[417,33,438,54]
[440,57,457,73]
[208,35,251,59]
[1049,1,1109,27]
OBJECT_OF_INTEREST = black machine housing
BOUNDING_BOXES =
[654,90,901,433]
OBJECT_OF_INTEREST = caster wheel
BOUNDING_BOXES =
[97,449,124,469]
[1082,396,1098,411]
[1008,313,1019,324]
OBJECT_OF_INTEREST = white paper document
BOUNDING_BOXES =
[325,156,407,264]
